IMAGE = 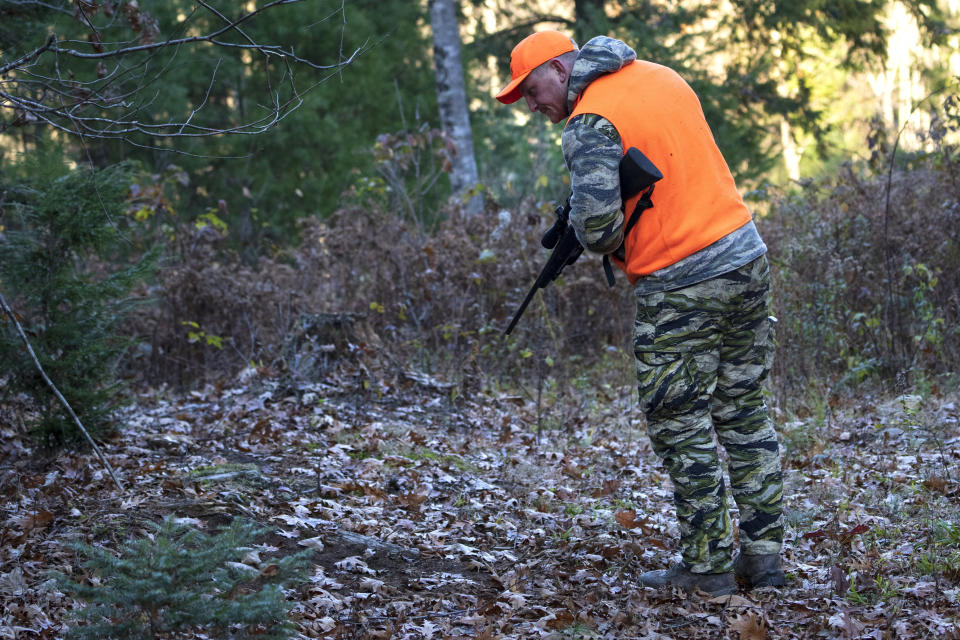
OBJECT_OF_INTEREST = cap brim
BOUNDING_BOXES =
[495,72,529,104]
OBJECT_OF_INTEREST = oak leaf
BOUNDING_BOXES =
[729,612,766,640]
[615,509,652,533]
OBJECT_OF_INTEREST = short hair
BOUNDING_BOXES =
[530,50,579,79]
[557,50,579,66]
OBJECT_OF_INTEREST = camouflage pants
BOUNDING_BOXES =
[634,255,784,574]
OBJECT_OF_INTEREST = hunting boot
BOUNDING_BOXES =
[638,562,737,596]
[734,553,786,589]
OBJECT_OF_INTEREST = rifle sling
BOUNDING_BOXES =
[602,184,655,287]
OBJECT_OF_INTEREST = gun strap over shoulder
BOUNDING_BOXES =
[626,184,655,234]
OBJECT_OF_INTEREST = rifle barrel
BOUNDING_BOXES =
[504,283,539,335]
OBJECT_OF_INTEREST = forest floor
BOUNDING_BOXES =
[2,362,960,639]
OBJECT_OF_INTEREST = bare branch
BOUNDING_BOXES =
[0,0,367,145]
[50,0,341,69]
[0,33,57,76]
[0,289,126,493]
[0,0,72,16]
[178,57,222,135]
[194,0,261,49]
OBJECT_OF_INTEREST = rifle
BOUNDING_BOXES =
[502,198,580,336]
[503,147,662,336]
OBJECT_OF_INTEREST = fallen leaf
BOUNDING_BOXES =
[592,478,621,497]
[297,536,325,550]
[415,619,439,638]
[830,564,849,594]
[615,509,653,533]
[335,556,375,575]
[542,609,576,630]
[729,612,766,640]
[828,610,864,636]
[260,564,279,577]
[923,475,948,494]
[710,594,756,607]
[317,617,336,632]
[839,524,870,542]
[13,510,53,532]
[360,577,385,593]
[397,492,428,510]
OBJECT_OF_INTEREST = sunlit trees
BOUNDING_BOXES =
[462,0,954,183]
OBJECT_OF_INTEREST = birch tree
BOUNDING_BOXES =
[429,0,482,214]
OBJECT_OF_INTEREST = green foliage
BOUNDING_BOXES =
[99,0,438,247]
[181,320,224,350]
[6,0,952,254]
[932,519,960,547]
[0,148,158,444]
[2,0,441,249]
[911,519,960,580]
[55,515,311,640]
[466,0,953,189]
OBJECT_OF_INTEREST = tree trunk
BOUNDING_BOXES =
[429,0,482,215]
[573,0,606,43]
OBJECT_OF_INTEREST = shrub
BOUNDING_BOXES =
[760,151,960,392]
[55,516,311,640]
[0,151,158,445]
[124,193,634,396]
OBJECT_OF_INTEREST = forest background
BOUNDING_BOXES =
[3,0,959,413]
[1,0,960,638]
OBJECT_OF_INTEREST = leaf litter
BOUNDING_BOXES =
[1,371,959,638]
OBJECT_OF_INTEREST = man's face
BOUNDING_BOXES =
[520,60,569,124]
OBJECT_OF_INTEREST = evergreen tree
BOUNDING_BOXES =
[55,516,312,640]
[0,147,158,445]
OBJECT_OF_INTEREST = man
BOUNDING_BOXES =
[497,31,786,596]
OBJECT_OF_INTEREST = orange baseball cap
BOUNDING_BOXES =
[496,31,577,104]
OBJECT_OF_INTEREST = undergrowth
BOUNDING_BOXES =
[125,141,959,407]
[0,112,944,423]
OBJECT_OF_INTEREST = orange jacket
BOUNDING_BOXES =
[568,60,751,283]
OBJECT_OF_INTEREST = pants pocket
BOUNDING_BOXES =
[635,349,703,417]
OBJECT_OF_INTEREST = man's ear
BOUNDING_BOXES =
[549,58,568,82]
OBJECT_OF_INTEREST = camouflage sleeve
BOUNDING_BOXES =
[561,113,624,255]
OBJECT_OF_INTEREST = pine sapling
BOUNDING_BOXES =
[55,515,312,640]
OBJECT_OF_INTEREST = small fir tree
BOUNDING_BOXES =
[56,516,312,640]
[0,148,158,445]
